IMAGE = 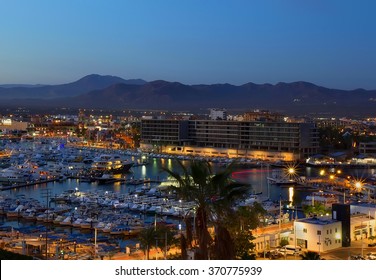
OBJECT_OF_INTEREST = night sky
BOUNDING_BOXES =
[1,0,375,90]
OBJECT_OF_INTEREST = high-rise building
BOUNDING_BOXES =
[140,118,319,161]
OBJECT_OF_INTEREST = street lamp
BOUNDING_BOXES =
[286,167,296,181]
[354,181,363,202]
[355,181,362,189]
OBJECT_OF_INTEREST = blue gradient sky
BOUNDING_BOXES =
[1,0,375,89]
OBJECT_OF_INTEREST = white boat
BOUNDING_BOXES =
[72,218,84,227]
[0,167,29,184]
[60,216,73,226]
[91,154,134,175]
[102,223,115,233]
[80,218,97,229]
[36,210,53,222]
[127,203,137,211]
[43,213,55,223]
[304,191,339,207]
[6,205,25,218]
[266,169,304,185]
[95,173,118,184]
[95,221,106,231]
[22,209,37,220]
[261,200,281,213]
[53,215,65,224]
[146,205,157,214]
[238,194,265,207]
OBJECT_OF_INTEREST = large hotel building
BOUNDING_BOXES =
[140,118,319,161]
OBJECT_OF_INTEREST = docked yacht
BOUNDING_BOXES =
[266,169,298,185]
[91,154,134,175]
[303,191,339,207]
[0,167,30,184]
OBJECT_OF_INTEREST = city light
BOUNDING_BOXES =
[355,181,362,189]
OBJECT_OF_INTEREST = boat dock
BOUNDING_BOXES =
[0,178,59,191]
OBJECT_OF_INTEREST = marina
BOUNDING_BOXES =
[1,137,376,259]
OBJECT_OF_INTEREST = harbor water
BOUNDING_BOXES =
[1,143,375,256]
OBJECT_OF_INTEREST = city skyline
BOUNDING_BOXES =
[1,0,376,90]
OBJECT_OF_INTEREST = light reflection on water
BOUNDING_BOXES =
[1,157,375,249]
[2,157,374,205]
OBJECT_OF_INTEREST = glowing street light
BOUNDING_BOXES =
[355,181,362,189]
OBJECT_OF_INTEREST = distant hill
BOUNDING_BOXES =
[0,75,375,117]
[0,74,146,99]
[0,84,47,88]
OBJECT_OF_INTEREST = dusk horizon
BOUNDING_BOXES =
[2,73,376,92]
[1,0,376,271]
[1,0,376,90]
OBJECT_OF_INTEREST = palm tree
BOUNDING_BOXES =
[162,159,250,259]
[155,224,178,259]
[302,203,330,217]
[138,226,156,260]
[225,203,266,259]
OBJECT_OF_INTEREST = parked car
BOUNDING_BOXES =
[265,250,283,259]
[365,253,376,260]
[348,255,365,260]
[278,245,302,256]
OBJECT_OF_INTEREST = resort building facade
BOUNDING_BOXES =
[140,119,319,161]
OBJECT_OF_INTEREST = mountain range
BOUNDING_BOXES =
[1,74,375,117]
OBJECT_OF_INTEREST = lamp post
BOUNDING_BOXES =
[59,238,63,259]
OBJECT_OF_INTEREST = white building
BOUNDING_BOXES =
[209,108,227,120]
[0,118,28,132]
[350,203,376,240]
[293,217,342,253]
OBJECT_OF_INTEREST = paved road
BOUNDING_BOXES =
[320,240,376,260]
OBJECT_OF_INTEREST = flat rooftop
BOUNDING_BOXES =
[296,216,338,225]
